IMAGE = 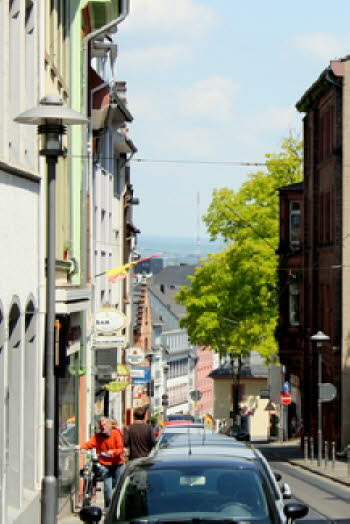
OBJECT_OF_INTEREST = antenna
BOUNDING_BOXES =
[188,425,192,455]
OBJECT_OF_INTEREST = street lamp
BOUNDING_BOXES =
[162,363,169,422]
[310,330,330,467]
[15,95,87,524]
[145,351,154,417]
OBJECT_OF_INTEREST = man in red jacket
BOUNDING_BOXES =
[76,417,125,510]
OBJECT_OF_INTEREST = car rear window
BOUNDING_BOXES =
[114,465,272,522]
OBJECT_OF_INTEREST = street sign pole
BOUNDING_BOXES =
[311,331,330,468]
[317,348,322,467]
[279,404,284,443]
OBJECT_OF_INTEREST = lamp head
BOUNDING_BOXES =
[14,94,87,157]
[145,352,154,364]
[310,331,330,343]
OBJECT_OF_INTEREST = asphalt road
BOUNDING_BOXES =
[257,446,350,523]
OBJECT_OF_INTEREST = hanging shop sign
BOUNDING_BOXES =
[104,364,130,392]
[95,309,127,334]
[104,380,129,392]
[126,346,145,365]
[92,334,126,349]
[131,366,150,385]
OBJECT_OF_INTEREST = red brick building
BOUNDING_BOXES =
[195,346,215,417]
[278,58,350,448]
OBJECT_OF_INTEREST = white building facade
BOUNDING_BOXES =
[0,1,45,522]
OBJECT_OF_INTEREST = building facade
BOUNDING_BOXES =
[0,1,45,522]
[278,57,350,450]
[210,352,270,442]
[148,265,197,420]
[195,346,216,418]
[276,182,304,436]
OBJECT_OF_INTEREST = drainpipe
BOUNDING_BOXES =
[82,0,130,283]
[82,0,130,119]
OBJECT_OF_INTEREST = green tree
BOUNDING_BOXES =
[176,135,302,362]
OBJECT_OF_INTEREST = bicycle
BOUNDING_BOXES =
[76,450,103,507]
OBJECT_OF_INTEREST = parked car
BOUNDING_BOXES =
[153,426,242,454]
[164,414,196,426]
[154,442,293,511]
[80,453,308,523]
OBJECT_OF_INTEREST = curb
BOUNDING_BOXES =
[286,458,350,487]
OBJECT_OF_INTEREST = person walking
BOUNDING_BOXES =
[123,407,156,460]
[76,417,125,510]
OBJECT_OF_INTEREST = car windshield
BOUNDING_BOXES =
[112,465,273,523]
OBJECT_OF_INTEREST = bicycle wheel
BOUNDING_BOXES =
[82,475,92,507]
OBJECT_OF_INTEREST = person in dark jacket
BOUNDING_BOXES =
[124,407,156,460]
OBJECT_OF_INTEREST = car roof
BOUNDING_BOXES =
[154,444,257,459]
[161,424,205,431]
[158,432,243,445]
[131,453,258,470]
[167,414,195,420]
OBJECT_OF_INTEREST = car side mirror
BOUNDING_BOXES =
[273,471,282,482]
[281,482,292,499]
[284,502,309,521]
[79,506,103,522]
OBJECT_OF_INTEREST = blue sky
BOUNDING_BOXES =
[116,0,350,239]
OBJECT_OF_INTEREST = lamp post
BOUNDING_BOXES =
[15,95,87,523]
[310,330,330,467]
[145,352,154,417]
[163,363,169,422]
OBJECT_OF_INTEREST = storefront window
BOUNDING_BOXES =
[57,360,77,502]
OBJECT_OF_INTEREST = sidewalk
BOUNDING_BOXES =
[58,489,105,524]
[256,438,350,487]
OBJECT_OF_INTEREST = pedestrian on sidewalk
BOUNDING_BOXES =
[76,417,125,511]
[123,407,156,460]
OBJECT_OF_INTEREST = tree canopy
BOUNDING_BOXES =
[175,136,302,361]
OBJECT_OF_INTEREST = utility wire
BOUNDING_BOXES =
[132,158,267,167]
[66,154,299,167]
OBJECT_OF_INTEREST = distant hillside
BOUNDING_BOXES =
[137,235,225,266]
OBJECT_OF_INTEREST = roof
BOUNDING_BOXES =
[148,264,196,321]
[296,60,344,113]
[149,284,187,321]
[209,362,268,379]
[149,264,196,286]
[278,182,304,192]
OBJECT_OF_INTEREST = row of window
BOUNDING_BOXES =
[304,105,335,165]
[289,193,335,247]
[168,384,188,406]
[168,358,188,378]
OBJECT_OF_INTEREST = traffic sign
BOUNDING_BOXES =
[281,392,292,405]
[190,390,202,401]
